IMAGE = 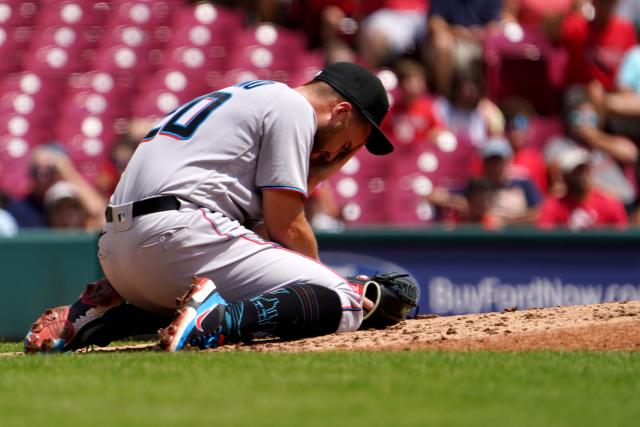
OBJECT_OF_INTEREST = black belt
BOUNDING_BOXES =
[105,196,180,222]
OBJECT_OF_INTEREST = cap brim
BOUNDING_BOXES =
[365,120,394,155]
[313,72,393,156]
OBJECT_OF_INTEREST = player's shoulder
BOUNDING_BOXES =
[263,82,314,117]
[222,80,314,123]
[227,80,306,105]
[226,80,287,94]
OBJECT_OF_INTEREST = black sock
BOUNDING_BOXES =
[68,304,171,349]
[219,284,342,342]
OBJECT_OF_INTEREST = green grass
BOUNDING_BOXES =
[1,346,639,427]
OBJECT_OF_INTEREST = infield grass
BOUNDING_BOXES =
[1,344,638,427]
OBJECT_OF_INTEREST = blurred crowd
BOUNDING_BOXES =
[1,0,639,236]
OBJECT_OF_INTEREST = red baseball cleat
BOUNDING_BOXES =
[24,279,125,353]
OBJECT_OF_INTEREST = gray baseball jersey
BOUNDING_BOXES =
[111,81,316,224]
[100,80,364,334]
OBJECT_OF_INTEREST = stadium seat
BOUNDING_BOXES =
[234,23,307,53]
[484,27,568,115]
[384,132,479,225]
[132,88,181,119]
[108,0,173,29]
[66,70,137,107]
[288,50,324,87]
[164,25,233,73]
[0,135,33,197]
[0,72,66,128]
[171,2,242,34]
[526,116,563,150]
[0,1,39,28]
[0,24,34,72]
[327,150,390,225]
[93,43,156,77]
[37,1,108,28]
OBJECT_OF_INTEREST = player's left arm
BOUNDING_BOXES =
[262,189,319,260]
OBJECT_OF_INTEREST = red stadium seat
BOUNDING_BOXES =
[0,135,33,197]
[384,132,480,225]
[288,50,324,87]
[234,23,307,53]
[132,88,181,119]
[484,27,568,115]
[107,0,173,29]
[171,2,242,34]
[0,1,39,27]
[93,43,156,76]
[138,68,208,102]
[37,1,109,28]
[0,23,34,72]
[527,116,563,150]
[327,150,390,225]
[1,72,66,125]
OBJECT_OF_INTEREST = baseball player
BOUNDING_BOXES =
[25,62,397,352]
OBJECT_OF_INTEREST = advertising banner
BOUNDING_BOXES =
[320,237,640,315]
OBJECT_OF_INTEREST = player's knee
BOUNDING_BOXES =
[329,281,364,333]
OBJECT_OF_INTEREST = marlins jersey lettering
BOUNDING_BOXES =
[111,81,317,223]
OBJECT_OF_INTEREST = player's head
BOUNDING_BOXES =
[306,83,372,162]
[308,62,393,158]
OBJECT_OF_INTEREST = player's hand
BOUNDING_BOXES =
[308,148,358,189]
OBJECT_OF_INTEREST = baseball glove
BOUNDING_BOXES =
[348,272,420,329]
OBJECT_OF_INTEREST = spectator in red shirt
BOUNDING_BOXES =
[501,97,548,192]
[560,0,637,90]
[538,146,628,229]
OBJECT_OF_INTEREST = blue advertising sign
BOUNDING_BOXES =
[320,243,640,316]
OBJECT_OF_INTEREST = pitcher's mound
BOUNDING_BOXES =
[12,301,636,355]
[218,301,640,352]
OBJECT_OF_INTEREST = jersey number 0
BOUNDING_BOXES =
[142,91,232,142]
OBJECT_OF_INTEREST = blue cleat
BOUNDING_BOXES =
[158,277,227,352]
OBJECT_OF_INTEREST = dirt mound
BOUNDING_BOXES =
[5,301,639,356]
[218,300,640,352]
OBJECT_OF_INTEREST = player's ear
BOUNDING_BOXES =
[332,101,353,120]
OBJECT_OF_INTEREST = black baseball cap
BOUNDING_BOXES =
[313,62,393,155]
